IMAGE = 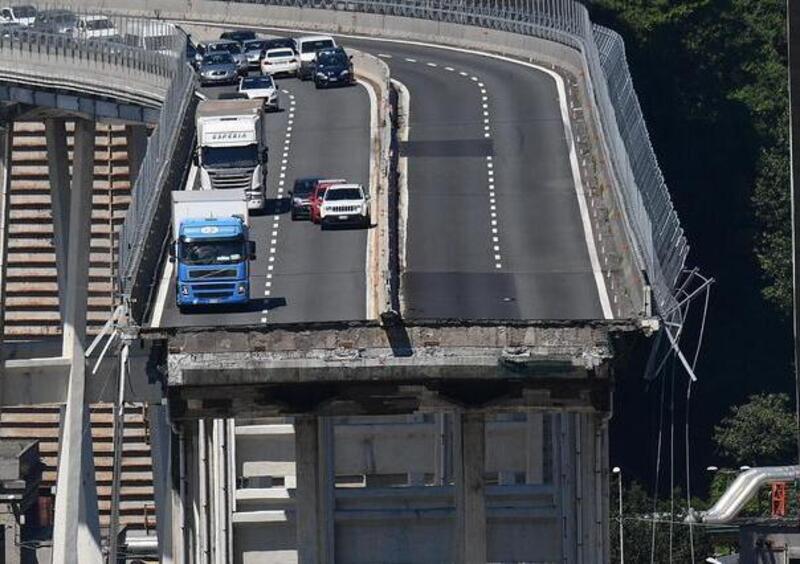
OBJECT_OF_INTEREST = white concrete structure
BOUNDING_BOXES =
[158,411,609,563]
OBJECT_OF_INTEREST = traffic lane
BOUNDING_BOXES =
[342,40,514,319]
[156,74,291,328]
[343,39,603,319]
[265,79,370,323]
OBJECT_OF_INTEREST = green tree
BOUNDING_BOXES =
[609,481,714,563]
[713,392,796,466]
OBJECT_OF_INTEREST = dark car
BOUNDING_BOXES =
[263,37,295,53]
[290,177,323,220]
[32,9,77,35]
[197,52,238,86]
[313,47,354,89]
[220,29,256,45]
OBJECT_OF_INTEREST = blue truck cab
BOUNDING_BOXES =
[171,190,255,311]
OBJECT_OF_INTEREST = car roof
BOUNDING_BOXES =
[295,34,334,42]
[208,39,239,46]
[79,15,110,21]
[327,183,361,190]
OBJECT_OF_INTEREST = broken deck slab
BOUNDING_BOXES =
[152,320,648,419]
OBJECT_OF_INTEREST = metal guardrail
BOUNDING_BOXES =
[0,6,197,316]
[117,60,195,308]
[217,0,688,314]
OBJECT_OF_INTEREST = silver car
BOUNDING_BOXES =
[198,52,238,86]
[242,39,268,69]
[204,39,248,75]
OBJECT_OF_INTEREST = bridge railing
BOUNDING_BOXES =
[0,6,197,319]
[221,0,687,314]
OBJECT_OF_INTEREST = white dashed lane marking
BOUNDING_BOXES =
[404,57,417,63]
[263,91,296,323]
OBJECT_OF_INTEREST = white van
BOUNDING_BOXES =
[293,34,336,80]
[0,5,36,26]
[76,15,118,41]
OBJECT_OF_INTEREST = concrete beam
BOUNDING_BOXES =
[44,118,70,329]
[0,122,12,349]
[454,412,486,564]
[125,124,149,190]
[51,118,102,564]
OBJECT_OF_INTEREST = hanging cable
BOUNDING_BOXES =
[669,359,676,562]
[650,355,669,564]
[685,275,711,563]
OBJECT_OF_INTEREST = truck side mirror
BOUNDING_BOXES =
[248,241,256,260]
[192,149,199,165]
[168,245,176,263]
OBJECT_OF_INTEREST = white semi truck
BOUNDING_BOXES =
[195,99,268,211]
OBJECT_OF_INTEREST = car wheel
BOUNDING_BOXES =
[364,215,371,228]
[315,81,322,89]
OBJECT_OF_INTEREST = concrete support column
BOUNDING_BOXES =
[51,118,101,564]
[0,122,12,352]
[150,402,184,564]
[44,118,71,329]
[125,124,148,190]
[1,510,20,564]
[454,412,486,564]
[294,416,335,564]
[525,412,544,484]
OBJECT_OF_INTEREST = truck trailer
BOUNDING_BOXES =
[195,99,268,211]
[171,189,255,310]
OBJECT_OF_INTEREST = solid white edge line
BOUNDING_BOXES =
[357,77,378,320]
[151,163,198,328]
[170,19,614,319]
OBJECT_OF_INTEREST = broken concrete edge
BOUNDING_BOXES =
[133,316,648,341]
[350,49,393,321]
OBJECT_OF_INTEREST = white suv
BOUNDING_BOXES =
[293,34,336,80]
[319,183,370,229]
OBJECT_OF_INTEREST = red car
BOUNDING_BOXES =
[310,178,346,224]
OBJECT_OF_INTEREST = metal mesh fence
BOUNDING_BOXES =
[217,0,688,314]
[0,5,197,302]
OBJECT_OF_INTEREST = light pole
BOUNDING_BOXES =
[612,466,624,564]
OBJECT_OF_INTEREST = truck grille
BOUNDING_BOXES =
[326,205,360,214]
[208,169,252,190]
[188,269,238,280]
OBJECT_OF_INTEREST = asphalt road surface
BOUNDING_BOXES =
[153,70,371,328]
[345,39,606,320]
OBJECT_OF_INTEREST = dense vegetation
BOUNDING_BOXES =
[589,0,789,311]
[610,393,796,562]
[594,0,795,501]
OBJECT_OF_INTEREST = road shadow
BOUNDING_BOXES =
[264,197,291,215]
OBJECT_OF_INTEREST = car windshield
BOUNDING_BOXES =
[293,179,318,197]
[225,31,254,42]
[14,6,35,17]
[317,52,347,67]
[202,145,258,169]
[326,188,362,201]
[242,76,273,89]
[179,238,245,265]
[203,53,233,65]
[209,42,241,55]
[85,18,113,30]
[302,39,333,53]
[266,39,293,50]
[268,49,293,58]
[244,40,266,52]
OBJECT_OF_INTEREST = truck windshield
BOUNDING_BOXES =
[202,145,258,169]
[325,188,362,201]
[14,6,36,17]
[180,238,246,265]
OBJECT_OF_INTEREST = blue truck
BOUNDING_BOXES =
[170,189,255,311]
